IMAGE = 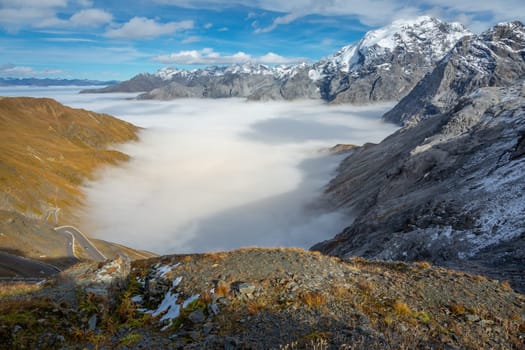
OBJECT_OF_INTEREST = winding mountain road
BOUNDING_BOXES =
[0,251,60,277]
[55,226,107,262]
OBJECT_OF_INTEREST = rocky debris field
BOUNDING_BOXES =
[0,249,523,349]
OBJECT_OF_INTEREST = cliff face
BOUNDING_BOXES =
[313,22,525,292]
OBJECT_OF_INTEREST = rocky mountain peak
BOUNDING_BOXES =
[383,20,525,126]
[84,16,471,104]
[313,16,470,77]
[481,20,525,50]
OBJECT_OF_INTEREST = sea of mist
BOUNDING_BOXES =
[0,87,398,254]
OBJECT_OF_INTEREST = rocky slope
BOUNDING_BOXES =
[383,21,525,126]
[313,21,525,292]
[0,248,523,349]
[83,17,469,105]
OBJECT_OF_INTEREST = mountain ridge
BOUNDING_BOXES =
[82,16,470,105]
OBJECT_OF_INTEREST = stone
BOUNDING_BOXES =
[466,314,480,322]
[232,282,256,296]
[188,310,205,323]
[203,324,213,335]
[88,315,97,331]
[208,303,220,315]
[224,336,240,350]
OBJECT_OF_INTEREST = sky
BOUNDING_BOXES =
[0,0,524,80]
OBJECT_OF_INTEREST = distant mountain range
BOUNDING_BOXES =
[82,16,471,104]
[0,77,119,87]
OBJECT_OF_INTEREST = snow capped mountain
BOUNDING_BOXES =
[154,62,305,82]
[311,16,471,80]
[383,21,525,125]
[84,16,472,102]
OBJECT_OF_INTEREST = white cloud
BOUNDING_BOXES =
[105,17,194,39]
[45,37,97,43]
[255,12,301,33]
[69,9,113,27]
[0,0,112,31]
[151,0,525,32]
[153,48,306,65]
[0,63,64,77]
[204,22,213,29]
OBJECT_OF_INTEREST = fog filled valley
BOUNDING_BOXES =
[0,86,397,254]
[2,10,525,347]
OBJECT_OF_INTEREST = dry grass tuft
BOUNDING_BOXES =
[449,304,466,315]
[300,291,327,307]
[215,283,230,297]
[499,280,513,291]
[392,300,411,316]
[247,300,267,315]
[331,285,348,299]
[0,282,41,298]
[357,280,373,293]
[414,261,431,269]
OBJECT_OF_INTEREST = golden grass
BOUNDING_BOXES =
[449,304,466,315]
[0,282,41,298]
[357,280,373,293]
[0,97,138,223]
[247,299,267,315]
[215,283,230,297]
[414,261,432,269]
[300,291,327,307]
[392,300,412,316]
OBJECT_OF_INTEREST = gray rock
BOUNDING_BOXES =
[466,314,481,322]
[88,315,97,331]
[188,310,205,323]
[207,303,220,316]
[232,282,256,297]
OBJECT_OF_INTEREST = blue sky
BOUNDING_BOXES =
[0,0,523,81]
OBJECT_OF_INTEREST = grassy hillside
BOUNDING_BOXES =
[0,97,139,223]
[0,97,158,265]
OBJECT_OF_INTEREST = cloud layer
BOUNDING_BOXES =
[153,48,307,65]
[0,88,399,254]
[105,17,194,39]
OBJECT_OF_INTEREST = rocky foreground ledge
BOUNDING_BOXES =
[0,249,523,349]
